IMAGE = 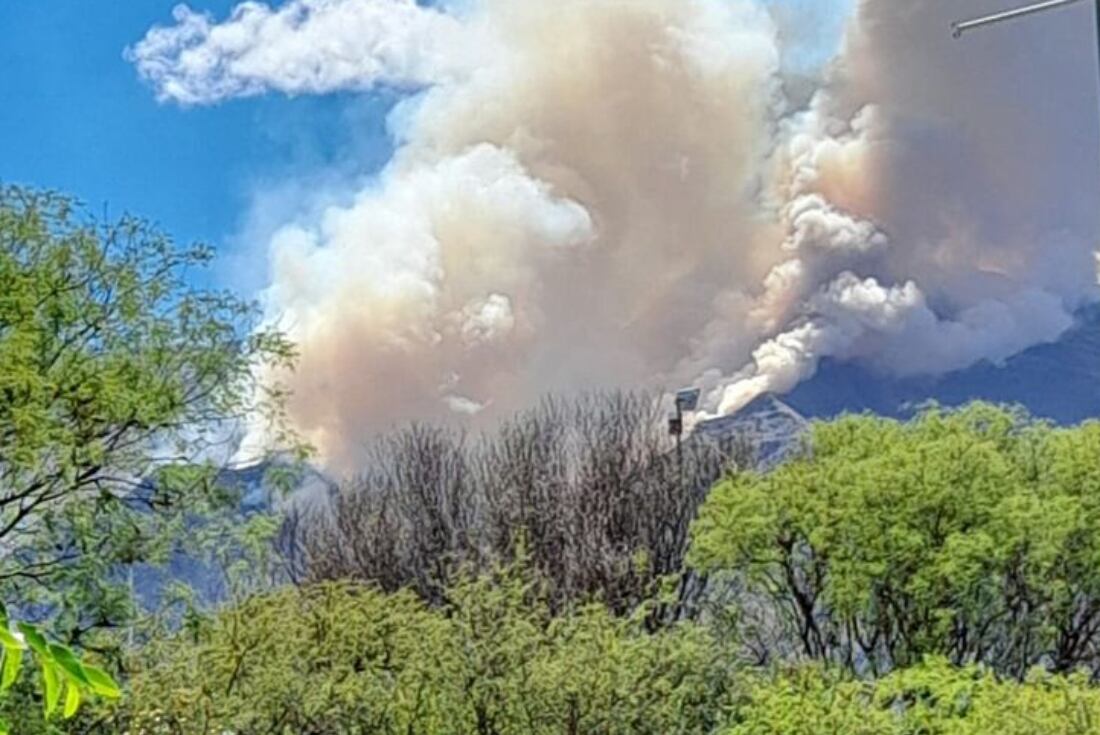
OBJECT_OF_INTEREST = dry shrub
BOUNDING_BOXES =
[280,392,751,613]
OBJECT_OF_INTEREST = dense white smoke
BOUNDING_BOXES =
[133,0,1099,468]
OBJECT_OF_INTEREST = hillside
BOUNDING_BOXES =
[779,308,1100,424]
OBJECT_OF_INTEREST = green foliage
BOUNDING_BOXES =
[105,565,1100,735]
[728,658,1100,734]
[110,401,1100,732]
[0,185,299,634]
[689,403,1100,676]
[0,603,119,734]
[113,562,743,735]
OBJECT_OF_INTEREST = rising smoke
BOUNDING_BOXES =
[131,0,1100,469]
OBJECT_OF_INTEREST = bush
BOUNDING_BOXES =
[729,659,1100,735]
[108,574,1100,735]
[112,562,744,735]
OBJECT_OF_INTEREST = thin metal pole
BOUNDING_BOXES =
[1096,0,1100,100]
[952,0,1100,283]
[953,0,1087,36]
[1095,0,1100,178]
[675,402,683,488]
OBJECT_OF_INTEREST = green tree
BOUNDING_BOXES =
[690,403,1100,677]
[728,658,1100,735]
[0,186,297,640]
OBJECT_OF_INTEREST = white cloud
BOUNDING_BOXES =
[127,0,476,105]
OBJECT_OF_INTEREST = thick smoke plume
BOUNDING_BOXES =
[133,0,1099,469]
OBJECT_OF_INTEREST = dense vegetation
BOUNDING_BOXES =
[67,403,1100,734]
[106,568,1100,735]
[691,404,1100,677]
[116,565,740,734]
[730,661,1100,735]
[4,185,1100,733]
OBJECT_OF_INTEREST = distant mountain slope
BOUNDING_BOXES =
[783,308,1100,425]
[695,394,807,466]
[696,309,1100,459]
[129,461,331,608]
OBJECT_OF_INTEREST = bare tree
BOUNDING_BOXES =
[280,391,752,614]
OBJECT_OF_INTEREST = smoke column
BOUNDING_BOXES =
[131,0,1099,469]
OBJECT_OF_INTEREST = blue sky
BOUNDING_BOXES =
[0,0,851,290]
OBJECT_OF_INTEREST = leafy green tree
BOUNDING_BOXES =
[690,403,1100,677]
[0,186,297,639]
[728,658,1100,734]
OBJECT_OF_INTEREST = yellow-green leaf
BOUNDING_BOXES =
[1,646,21,691]
[62,681,80,719]
[48,644,89,686]
[83,665,121,699]
[41,660,60,717]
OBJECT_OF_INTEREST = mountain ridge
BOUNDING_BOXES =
[781,306,1100,424]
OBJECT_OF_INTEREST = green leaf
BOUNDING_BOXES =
[41,660,60,717]
[17,623,47,657]
[0,626,26,651]
[48,644,90,686]
[1,645,21,691]
[62,681,81,719]
[83,665,121,699]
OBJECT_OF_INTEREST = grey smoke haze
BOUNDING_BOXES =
[131,0,1100,469]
